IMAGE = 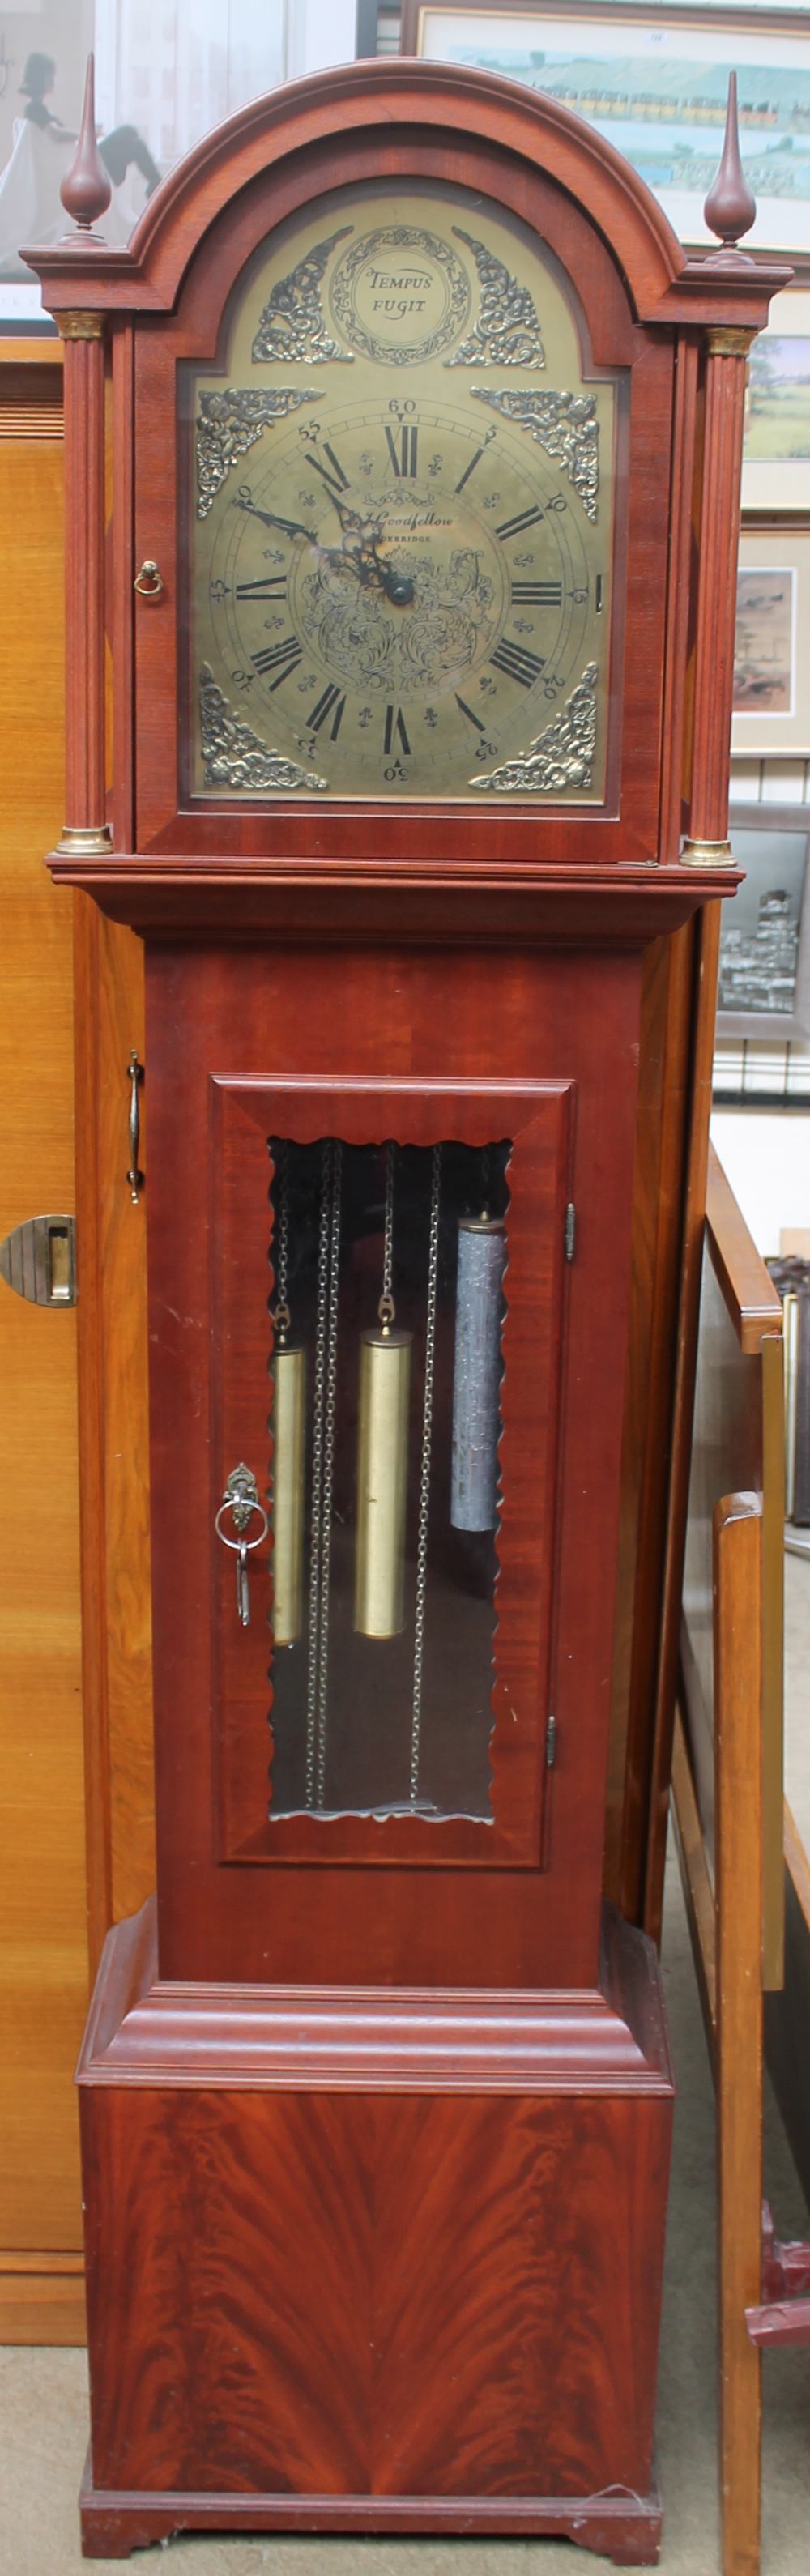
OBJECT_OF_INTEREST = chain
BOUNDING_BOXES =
[275,1140,289,1320]
[305,1140,331,1808]
[316,1140,342,1807]
[382,1140,394,1307]
[411,1143,441,1804]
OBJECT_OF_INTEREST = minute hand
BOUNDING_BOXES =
[234,488,319,544]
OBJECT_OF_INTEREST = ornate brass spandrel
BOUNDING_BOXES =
[446,228,545,369]
[199,665,327,793]
[471,661,597,795]
[196,388,320,518]
[471,386,599,522]
[251,229,354,365]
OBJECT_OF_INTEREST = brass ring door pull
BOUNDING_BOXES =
[134,559,164,596]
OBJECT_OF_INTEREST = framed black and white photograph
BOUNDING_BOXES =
[718,803,810,1042]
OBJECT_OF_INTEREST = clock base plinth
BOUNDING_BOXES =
[78,1901,673,2567]
[79,2453,662,2564]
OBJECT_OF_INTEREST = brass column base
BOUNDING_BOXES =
[54,823,113,857]
[680,836,735,868]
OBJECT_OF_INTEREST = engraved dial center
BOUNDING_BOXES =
[286,464,508,702]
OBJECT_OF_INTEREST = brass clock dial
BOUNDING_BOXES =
[185,187,620,804]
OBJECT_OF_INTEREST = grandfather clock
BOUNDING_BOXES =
[29,55,784,2565]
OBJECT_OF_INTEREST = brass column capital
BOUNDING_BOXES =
[57,311,105,342]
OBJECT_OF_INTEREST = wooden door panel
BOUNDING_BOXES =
[147,940,641,1988]
[0,358,87,2325]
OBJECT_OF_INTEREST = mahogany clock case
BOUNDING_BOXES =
[24,53,784,2568]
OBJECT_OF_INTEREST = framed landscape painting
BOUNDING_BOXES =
[731,522,810,757]
[718,804,810,1042]
[402,2,810,258]
[743,288,810,516]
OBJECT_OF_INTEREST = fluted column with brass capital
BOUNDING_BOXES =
[54,58,113,857]
[682,324,755,868]
[683,72,757,869]
[55,312,111,856]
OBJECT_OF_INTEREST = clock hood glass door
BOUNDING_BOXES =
[182,178,620,809]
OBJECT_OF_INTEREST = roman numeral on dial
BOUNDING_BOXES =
[496,505,545,544]
[385,424,418,479]
[510,581,563,607]
[308,443,349,495]
[308,683,346,740]
[454,693,485,733]
[235,576,288,600]
[489,638,546,688]
[384,704,411,756]
[251,635,303,688]
[454,446,486,495]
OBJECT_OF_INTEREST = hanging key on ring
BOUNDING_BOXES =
[215,1465,269,1628]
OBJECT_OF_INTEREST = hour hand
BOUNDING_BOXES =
[234,485,318,544]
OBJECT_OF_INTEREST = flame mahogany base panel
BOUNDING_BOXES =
[78,1899,672,2565]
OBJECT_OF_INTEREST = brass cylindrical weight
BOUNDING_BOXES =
[451,1217,505,1532]
[269,1342,305,1645]
[354,1327,411,1637]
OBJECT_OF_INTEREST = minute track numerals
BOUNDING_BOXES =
[196,391,608,800]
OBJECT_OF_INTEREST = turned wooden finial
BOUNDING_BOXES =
[60,55,111,237]
[703,71,757,263]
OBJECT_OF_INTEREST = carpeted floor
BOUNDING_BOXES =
[2,1563,808,2576]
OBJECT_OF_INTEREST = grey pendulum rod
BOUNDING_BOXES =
[315,1139,342,1810]
[411,1143,441,1807]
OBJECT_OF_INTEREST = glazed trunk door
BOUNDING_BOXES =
[211,1077,573,1874]
[147,939,642,1990]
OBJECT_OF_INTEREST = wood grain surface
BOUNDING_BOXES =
[0,352,87,2306]
[74,898,154,1964]
[79,1900,671,2551]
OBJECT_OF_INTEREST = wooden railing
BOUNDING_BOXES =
[673,1144,795,2576]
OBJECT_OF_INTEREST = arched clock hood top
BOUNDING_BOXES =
[23,55,785,333]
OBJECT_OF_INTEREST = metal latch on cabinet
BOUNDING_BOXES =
[0,1214,76,1307]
